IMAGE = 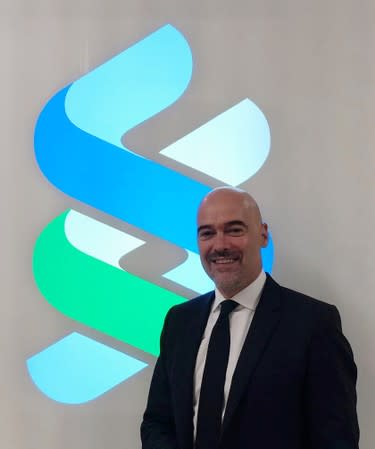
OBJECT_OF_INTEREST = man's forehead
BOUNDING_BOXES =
[197,188,261,226]
[198,201,249,223]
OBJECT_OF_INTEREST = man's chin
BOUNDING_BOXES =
[213,274,242,295]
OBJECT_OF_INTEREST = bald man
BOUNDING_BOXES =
[141,188,359,449]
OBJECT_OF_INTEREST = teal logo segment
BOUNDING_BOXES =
[65,23,193,149]
[27,333,147,404]
[30,24,273,404]
[161,98,270,186]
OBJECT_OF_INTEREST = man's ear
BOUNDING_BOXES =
[260,223,268,247]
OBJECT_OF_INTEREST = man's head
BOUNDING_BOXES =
[197,187,268,298]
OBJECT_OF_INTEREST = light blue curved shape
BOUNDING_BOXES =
[163,250,214,294]
[65,24,193,149]
[27,332,147,404]
[64,210,145,269]
[161,98,271,185]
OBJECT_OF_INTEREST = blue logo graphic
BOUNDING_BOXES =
[30,24,273,404]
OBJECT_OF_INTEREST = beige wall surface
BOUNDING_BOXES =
[1,0,374,448]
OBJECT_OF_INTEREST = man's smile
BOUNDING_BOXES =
[207,252,241,266]
[212,258,237,264]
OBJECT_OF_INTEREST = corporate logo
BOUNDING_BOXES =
[29,24,273,404]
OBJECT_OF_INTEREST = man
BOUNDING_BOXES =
[141,187,359,449]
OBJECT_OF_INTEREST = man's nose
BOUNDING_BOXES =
[212,232,230,251]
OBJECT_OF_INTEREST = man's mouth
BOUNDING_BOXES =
[208,253,240,265]
[211,257,237,264]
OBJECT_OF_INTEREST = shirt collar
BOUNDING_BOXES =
[213,270,266,312]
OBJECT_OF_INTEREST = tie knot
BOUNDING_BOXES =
[219,299,238,317]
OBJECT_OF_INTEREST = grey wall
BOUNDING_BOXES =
[1,1,374,448]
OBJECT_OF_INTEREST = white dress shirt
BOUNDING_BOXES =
[193,270,266,436]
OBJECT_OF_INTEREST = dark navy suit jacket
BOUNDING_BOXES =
[141,275,359,449]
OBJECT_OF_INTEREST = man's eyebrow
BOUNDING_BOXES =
[197,221,248,234]
[225,220,248,229]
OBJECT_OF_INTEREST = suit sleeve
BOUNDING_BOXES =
[140,308,179,449]
[305,305,360,449]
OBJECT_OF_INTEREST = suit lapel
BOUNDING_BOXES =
[172,292,214,449]
[222,275,282,431]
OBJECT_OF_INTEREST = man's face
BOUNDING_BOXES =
[197,191,268,298]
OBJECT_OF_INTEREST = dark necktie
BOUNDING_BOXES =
[195,299,238,449]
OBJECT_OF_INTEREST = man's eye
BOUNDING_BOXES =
[198,230,214,240]
[227,227,245,236]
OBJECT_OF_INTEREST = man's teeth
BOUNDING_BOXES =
[213,258,236,264]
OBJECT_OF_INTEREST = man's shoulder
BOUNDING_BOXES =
[269,275,338,320]
[162,292,213,336]
[280,283,334,309]
[262,275,343,342]
[169,291,213,315]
